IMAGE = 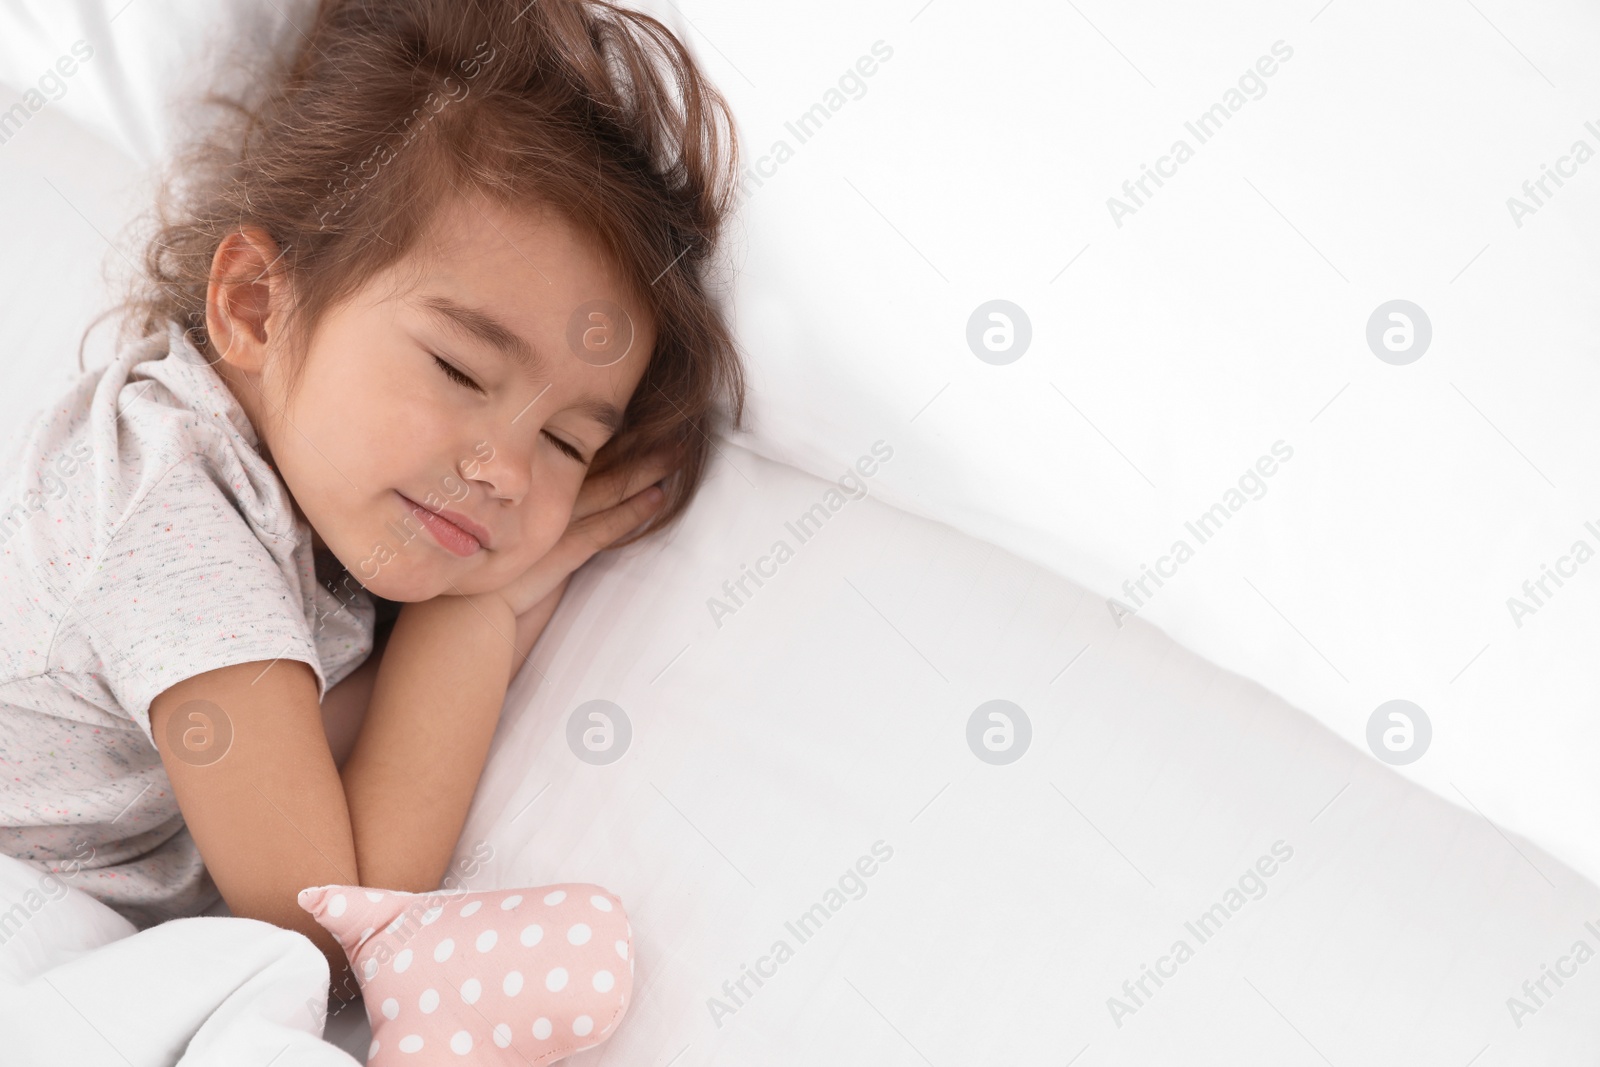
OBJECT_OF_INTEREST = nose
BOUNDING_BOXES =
[461,438,530,507]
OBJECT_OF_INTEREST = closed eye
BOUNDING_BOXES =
[545,434,587,463]
[432,354,588,464]
[432,353,482,392]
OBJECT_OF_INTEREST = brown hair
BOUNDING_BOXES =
[94,0,745,548]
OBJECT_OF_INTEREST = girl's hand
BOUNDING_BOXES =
[488,448,679,618]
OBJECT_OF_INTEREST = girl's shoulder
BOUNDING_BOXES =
[0,319,308,600]
[0,319,376,726]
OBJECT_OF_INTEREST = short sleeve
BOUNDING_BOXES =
[70,457,325,747]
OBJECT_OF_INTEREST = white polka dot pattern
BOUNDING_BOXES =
[298,882,633,1066]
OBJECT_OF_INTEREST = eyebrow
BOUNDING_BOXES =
[416,294,626,436]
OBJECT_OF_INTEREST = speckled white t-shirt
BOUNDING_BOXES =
[0,319,376,929]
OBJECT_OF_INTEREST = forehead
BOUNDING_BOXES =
[397,192,654,394]
[415,193,637,315]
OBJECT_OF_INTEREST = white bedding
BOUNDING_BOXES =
[444,439,1600,1063]
[0,852,362,1065]
[8,439,1596,1062]
[3,0,1599,893]
[2,1,1600,1062]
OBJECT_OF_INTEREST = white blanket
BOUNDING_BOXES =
[0,853,363,1065]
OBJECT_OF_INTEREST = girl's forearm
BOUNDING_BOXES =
[341,592,516,893]
[320,626,391,769]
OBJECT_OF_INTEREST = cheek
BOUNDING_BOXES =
[511,489,576,564]
[355,378,464,478]
[535,492,575,549]
[283,314,485,534]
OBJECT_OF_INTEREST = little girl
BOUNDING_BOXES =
[0,0,745,995]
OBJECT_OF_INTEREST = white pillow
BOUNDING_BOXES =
[579,0,1600,890]
[0,0,299,165]
[4,0,1599,891]
[457,438,1600,1060]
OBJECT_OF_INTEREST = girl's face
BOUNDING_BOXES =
[209,193,655,603]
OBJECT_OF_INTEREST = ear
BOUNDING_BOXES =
[203,226,288,374]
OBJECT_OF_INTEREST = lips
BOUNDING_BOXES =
[398,492,493,555]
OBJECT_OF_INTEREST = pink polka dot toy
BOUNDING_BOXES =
[299,881,634,1064]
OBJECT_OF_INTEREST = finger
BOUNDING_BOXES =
[540,483,667,578]
[574,484,667,555]
[595,484,667,545]
[503,478,670,614]
[600,450,677,499]
[573,452,677,518]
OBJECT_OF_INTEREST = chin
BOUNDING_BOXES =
[367,558,505,604]
[345,559,447,603]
